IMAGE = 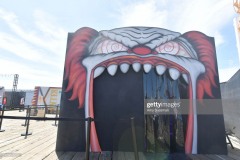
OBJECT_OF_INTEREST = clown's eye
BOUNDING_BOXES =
[155,41,192,58]
[96,40,128,54]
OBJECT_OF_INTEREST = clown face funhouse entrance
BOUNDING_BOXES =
[56,27,227,155]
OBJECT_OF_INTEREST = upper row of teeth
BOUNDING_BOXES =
[93,63,189,83]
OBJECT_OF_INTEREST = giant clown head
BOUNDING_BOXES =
[57,27,227,155]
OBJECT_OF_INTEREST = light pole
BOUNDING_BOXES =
[233,0,240,64]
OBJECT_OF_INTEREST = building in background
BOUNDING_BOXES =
[220,69,240,138]
[4,90,25,108]
[2,90,34,109]
[31,86,62,116]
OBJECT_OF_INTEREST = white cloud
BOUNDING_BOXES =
[0,32,64,68]
[0,8,67,57]
[116,0,235,47]
[170,1,234,32]
[0,32,43,60]
[214,31,225,47]
[33,10,67,54]
[0,58,63,89]
[219,66,240,82]
[118,0,168,27]
[0,8,66,89]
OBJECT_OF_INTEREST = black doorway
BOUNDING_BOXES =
[93,67,144,151]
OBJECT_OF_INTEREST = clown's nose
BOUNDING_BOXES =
[132,46,152,55]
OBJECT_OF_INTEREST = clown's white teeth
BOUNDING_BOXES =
[94,66,105,78]
[107,64,118,76]
[82,52,206,86]
[169,68,180,80]
[143,63,152,73]
[132,62,141,72]
[120,63,130,73]
[156,65,166,75]
[182,73,188,84]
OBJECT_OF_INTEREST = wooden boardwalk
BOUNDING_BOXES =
[0,110,240,160]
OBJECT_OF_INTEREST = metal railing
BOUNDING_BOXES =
[0,105,139,160]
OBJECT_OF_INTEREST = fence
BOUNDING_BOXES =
[0,105,139,160]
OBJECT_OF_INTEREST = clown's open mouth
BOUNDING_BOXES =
[83,53,204,153]
[93,59,191,153]
[63,27,217,154]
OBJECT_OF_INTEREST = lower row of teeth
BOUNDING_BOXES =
[93,63,189,83]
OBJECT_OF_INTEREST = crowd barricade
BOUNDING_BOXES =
[0,105,140,160]
[0,105,111,160]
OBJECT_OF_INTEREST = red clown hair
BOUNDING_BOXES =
[64,27,98,108]
[182,31,217,99]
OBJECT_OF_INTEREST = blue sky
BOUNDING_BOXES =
[0,0,239,89]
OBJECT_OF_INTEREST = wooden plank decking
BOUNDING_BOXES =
[0,110,240,160]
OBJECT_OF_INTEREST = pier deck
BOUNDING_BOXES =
[0,110,239,160]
